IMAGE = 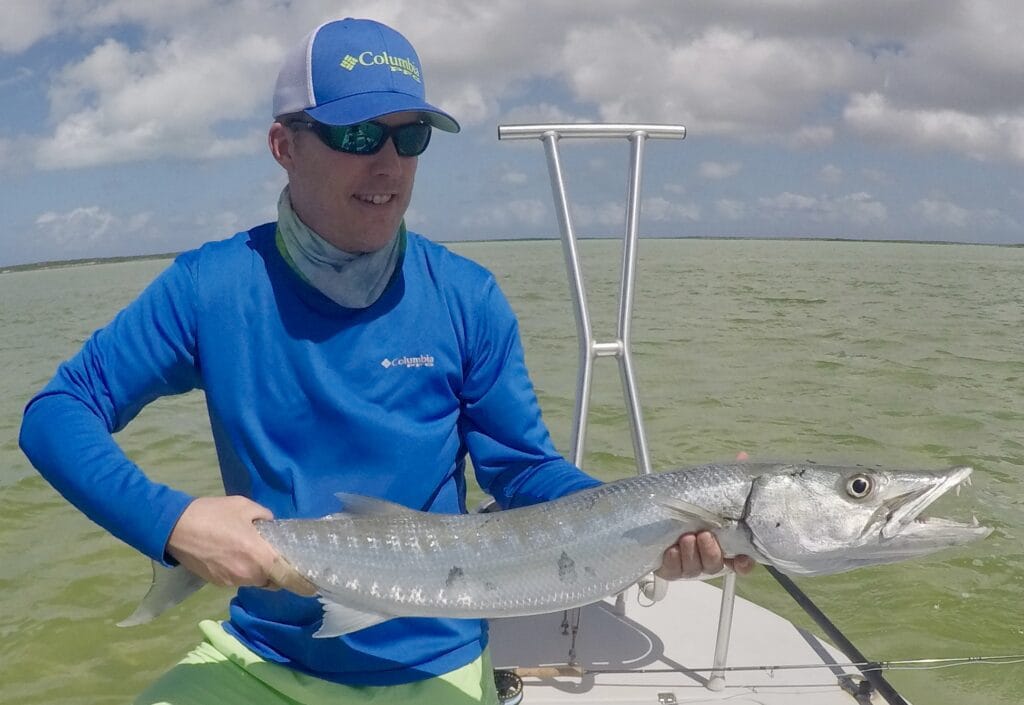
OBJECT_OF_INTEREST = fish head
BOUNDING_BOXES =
[743,464,991,576]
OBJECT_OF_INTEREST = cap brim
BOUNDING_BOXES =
[305,92,460,133]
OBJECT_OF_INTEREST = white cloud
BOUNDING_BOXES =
[844,92,1024,163]
[716,198,746,220]
[785,125,835,148]
[557,197,701,231]
[561,21,871,139]
[698,161,742,180]
[759,191,887,226]
[912,198,1016,230]
[498,102,588,126]
[912,198,970,228]
[34,206,153,250]
[861,168,894,186]
[866,1,1024,115]
[570,202,626,230]
[36,33,283,169]
[501,170,529,186]
[460,198,548,230]
[0,0,58,53]
[643,196,701,223]
[820,164,843,184]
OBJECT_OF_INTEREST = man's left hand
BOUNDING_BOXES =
[655,531,754,580]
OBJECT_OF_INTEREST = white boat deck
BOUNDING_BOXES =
[489,581,878,704]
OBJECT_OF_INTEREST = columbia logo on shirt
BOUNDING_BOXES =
[381,355,435,369]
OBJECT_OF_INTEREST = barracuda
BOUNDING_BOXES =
[121,462,991,636]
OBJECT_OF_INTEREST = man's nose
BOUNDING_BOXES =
[369,137,406,175]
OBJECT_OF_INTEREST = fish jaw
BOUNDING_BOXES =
[875,466,992,555]
[881,466,977,539]
[854,466,992,569]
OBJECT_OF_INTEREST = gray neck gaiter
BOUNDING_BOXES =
[276,186,401,309]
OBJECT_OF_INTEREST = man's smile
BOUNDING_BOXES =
[355,193,396,206]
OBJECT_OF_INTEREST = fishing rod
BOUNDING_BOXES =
[763,565,910,704]
[508,653,1024,678]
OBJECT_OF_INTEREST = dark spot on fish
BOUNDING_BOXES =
[484,581,498,592]
[446,566,464,588]
[558,551,577,584]
[775,522,781,528]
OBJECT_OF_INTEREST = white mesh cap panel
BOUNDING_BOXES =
[271,24,324,117]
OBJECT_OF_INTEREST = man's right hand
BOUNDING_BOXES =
[166,496,317,596]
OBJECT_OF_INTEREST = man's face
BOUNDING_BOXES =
[280,111,420,253]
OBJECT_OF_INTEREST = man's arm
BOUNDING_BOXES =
[19,254,311,594]
[20,257,203,562]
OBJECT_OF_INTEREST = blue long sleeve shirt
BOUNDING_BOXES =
[20,223,600,685]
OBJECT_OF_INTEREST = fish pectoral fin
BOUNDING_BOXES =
[117,561,207,627]
[655,497,725,530]
[315,597,392,638]
[330,493,425,518]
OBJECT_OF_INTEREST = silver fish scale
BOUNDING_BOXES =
[257,464,757,619]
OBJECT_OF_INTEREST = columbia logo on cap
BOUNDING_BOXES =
[339,51,422,83]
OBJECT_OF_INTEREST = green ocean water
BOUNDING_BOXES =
[1,238,1022,704]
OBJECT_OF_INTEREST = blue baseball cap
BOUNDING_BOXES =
[272,18,460,132]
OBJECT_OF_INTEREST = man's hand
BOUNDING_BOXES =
[166,496,317,596]
[655,531,755,580]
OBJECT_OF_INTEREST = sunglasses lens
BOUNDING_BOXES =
[333,122,388,154]
[393,123,432,157]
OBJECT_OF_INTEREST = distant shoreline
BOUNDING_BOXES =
[2,235,1021,273]
[0,252,179,274]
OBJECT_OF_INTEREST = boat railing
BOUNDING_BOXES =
[497,122,742,689]
[497,122,910,703]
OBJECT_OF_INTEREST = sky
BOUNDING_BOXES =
[1,0,1022,267]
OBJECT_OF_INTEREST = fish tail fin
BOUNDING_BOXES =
[117,561,207,627]
[314,597,392,637]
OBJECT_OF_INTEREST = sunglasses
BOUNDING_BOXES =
[286,118,432,157]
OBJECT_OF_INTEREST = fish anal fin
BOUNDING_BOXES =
[118,561,206,627]
[315,597,392,637]
[331,493,424,517]
[655,497,725,530]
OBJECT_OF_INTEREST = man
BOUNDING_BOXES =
[20,17,750,704]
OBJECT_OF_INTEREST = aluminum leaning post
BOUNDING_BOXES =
[498,123,739,689]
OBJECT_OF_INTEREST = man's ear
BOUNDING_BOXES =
[268,122,294,170]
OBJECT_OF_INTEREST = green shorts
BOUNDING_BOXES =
[135,620,499,705]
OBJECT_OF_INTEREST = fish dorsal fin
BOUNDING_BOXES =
[315,597,392,637]
[655,497,724,529]
[329,493,423,518]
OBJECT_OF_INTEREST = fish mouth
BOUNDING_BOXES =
[879,466,989,542]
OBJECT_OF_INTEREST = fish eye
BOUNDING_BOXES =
[845,474,873,499]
